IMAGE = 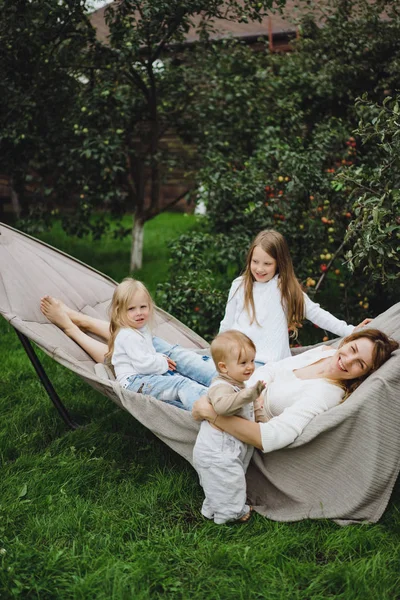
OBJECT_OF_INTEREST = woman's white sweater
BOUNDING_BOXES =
[219,275,354,363]
[247,347,344,453]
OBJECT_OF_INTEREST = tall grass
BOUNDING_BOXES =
[0,213,399,599]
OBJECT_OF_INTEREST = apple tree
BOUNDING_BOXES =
[1,0,287,269]
[339,95,400,284]
[0,0,94,223]
[157,0,400,340]
[59,0,288,270]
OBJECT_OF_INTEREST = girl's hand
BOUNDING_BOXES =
[165,357,177,371]
[354,318,373,331]
[192,395,215,421]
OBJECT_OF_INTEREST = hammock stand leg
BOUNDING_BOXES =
[15,329,79,430]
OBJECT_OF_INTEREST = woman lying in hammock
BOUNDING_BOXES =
[191,328,398,453]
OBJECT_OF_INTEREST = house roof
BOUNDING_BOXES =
[88,1,300,46]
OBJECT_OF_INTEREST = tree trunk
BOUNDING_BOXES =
[130,214,145,272]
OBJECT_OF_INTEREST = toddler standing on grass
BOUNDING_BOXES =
[193,330,265,524]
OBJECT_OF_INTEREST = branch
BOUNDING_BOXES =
[314,238,346,292]
[152,10,187,62]
[125,63,150,102]
[147,187,194,220]
[341,177,376,195]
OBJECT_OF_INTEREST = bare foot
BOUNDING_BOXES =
[40,295,76,332]
[42,295,80,321]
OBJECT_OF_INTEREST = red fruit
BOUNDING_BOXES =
[309,195,315,201]
[321,217,329,224]
[345,212,351,218]
[194,306,200,312]
[320,264,328,272]
[280,214,285,221]
[265,185,270,191]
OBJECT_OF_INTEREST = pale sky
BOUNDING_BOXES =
[86,0,112,12]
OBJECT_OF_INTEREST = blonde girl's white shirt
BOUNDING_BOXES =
[112,326,169,386]
[219,275,354,363]
[247,347,344,453]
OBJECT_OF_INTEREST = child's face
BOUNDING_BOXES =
[250,245,277,283]
[126,290,151,329]
[220,346,256,383]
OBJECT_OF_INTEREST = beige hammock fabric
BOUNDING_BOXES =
[0,222,399,524]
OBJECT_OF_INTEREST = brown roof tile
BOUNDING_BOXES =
[89,1,299,45]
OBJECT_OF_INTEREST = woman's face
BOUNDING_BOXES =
[329,337,374,380]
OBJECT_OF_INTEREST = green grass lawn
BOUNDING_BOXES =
[1,213,400,599]
[34,212,200,295]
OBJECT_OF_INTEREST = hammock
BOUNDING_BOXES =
[1,221,399,524]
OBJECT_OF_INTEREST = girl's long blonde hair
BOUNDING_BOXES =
[105,278,155,364]
[241,230,305,334]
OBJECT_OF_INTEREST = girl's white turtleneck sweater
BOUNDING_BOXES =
[219,275,354,364]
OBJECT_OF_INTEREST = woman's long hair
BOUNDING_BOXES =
[336,328,399,400]
[241,230,305,334]
[104,278,154,364]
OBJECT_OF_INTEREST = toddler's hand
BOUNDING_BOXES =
[253,380,266,396]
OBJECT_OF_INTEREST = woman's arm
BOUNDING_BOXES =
[193,383,343,453]
[192,396,263,449]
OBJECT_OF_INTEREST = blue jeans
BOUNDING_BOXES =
[126,371,208,411]
[126,337,217,411]
[152,337,216,387]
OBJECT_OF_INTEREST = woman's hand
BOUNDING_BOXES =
[192,395,216,421]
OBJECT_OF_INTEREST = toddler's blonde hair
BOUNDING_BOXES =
[211,330,256,371]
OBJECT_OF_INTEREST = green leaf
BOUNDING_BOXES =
[18,484,28,499]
